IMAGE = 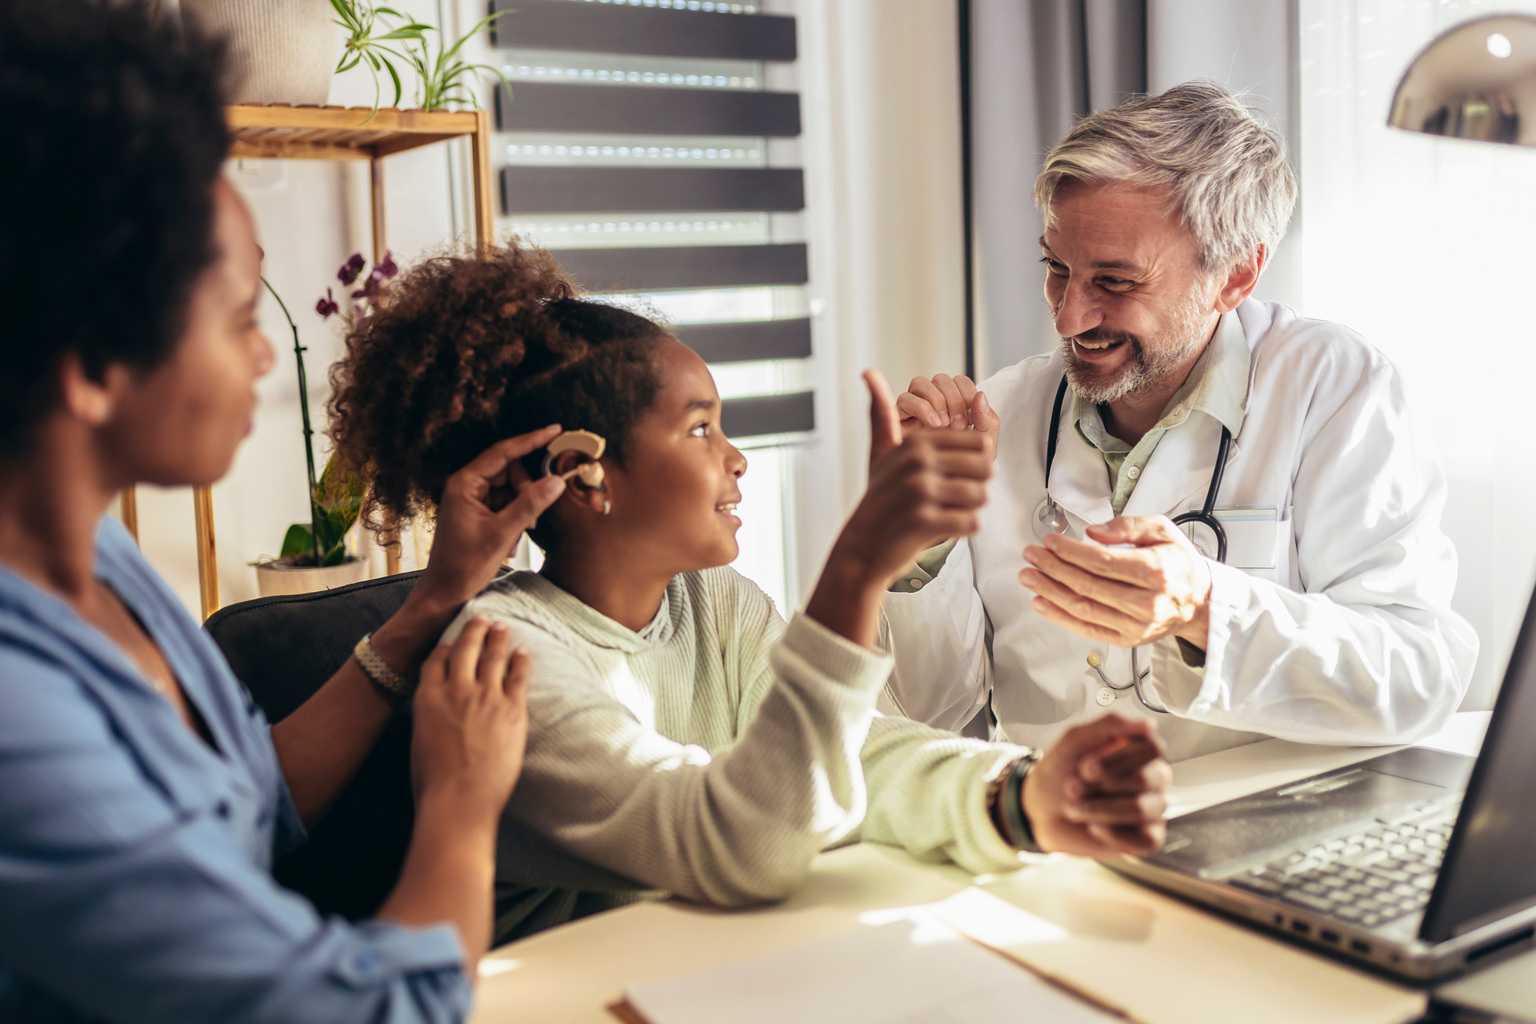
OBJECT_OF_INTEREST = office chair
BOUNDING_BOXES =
[205,569,650,941]
[204,571,422,921]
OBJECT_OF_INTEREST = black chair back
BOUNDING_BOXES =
[204,571,422,921]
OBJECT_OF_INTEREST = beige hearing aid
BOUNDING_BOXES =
[543,429,607,488]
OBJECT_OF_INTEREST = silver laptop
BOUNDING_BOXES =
[1110,591,1536,984]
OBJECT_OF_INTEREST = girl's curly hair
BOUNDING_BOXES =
[327,243,665,541]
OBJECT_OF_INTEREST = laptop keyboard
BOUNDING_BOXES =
[1229,803,1457,930]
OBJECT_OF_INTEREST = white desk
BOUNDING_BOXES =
[472,714,1529,1024]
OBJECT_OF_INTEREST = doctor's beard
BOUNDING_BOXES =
[1058,292,1209,405]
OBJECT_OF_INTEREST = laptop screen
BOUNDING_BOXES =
[1421,584,1536,943]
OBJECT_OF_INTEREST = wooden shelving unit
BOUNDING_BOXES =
[122,104,497,619]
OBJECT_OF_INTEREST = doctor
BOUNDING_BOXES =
[880,81,1478,762]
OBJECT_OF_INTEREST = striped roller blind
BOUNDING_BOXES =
[490,0,814,440]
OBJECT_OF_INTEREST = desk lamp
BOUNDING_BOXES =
[1390,13,1536,146]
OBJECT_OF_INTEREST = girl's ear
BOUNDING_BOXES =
[547,449,608,515]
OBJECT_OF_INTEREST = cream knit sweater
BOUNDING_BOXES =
[444,567,1031,908]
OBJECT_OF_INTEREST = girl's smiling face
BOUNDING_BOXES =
[600,338,747,575]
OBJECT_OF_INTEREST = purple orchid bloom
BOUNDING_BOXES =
[315,288,340,319]
[336,252,366,286]
[375,251,398,279]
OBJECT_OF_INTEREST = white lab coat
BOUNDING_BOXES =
[880,300,1478,763]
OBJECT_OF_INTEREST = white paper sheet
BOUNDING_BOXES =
[622,919,1120,1024]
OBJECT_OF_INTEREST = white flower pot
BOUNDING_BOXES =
[181,0,337,106]
[253,555,370,597]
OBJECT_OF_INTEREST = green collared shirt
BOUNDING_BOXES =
[1073,311,1251,514]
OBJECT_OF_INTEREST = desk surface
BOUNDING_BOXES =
[472,714,1532,1024]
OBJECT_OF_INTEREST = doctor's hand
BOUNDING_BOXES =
[838,370,993,584]
[1023,713,1170,858]
[1019,515,1213,652]
[873,372,1000,469]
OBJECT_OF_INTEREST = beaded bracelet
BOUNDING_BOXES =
[353,633,413,701]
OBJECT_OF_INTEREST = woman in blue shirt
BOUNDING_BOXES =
[0,3,566,1021]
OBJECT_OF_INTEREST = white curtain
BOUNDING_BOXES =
[1297,0,1536,709]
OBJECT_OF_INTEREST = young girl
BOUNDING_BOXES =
[329,244,1170,939]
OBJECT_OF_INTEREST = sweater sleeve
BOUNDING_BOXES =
[727,584,1030,878]
[856,716,1031,875]
[482,610,892,907]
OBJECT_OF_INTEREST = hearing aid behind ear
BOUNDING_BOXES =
[542,429,607,489]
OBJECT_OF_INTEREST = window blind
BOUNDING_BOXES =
[490,0,813,440]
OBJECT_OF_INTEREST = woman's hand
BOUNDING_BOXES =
[407,425,569,616]
[805,371,992,648]
[274,431,563,828]
[378,614,530,964]
[410,614,530,813]
[1022,713,1171,858]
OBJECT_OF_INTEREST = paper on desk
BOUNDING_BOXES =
[924,873,1427,1024]
[621,918,1121,1024]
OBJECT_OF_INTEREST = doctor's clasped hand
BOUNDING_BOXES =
[1021,516,1213,652]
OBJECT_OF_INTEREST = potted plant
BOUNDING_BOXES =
[250,253,396,597]
[330,0,513,113]
[179,0,338,106]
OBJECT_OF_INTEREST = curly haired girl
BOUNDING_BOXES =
[330,243,1171,942]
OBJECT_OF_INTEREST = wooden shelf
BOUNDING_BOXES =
[228,103,484,161]
[126,103,498,618]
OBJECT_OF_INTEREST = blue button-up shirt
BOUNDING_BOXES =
[0,519,471,1023]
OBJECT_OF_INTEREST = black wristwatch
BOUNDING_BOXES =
[988,751,1043,853]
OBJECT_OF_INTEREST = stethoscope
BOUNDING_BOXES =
[1032,375,1233,714]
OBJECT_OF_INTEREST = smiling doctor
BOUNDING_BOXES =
[880,81,1478,762]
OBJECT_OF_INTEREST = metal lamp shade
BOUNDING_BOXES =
[1389,13,1536,147]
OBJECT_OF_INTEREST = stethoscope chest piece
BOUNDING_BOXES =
[1033,496,1070,540]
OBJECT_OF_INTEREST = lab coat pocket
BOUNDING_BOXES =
[1212,507,1280,570]
[1177,506,1283,569]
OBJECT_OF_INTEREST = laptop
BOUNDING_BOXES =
[1110,589,1536,984]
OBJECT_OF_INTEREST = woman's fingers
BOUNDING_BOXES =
[454,425,563,490]
[446,615,492,690]
[475,620,515,691]
[495,474,566,536]
[419,639,453,691]
[502,647,531,701]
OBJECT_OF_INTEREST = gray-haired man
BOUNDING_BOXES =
[880,81,1477,762]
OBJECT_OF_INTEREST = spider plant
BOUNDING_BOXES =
[397,8,515,111]
[330,0,432,114]
[330,0,513,114]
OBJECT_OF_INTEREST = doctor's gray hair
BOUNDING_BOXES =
[1034,80,1297,274]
